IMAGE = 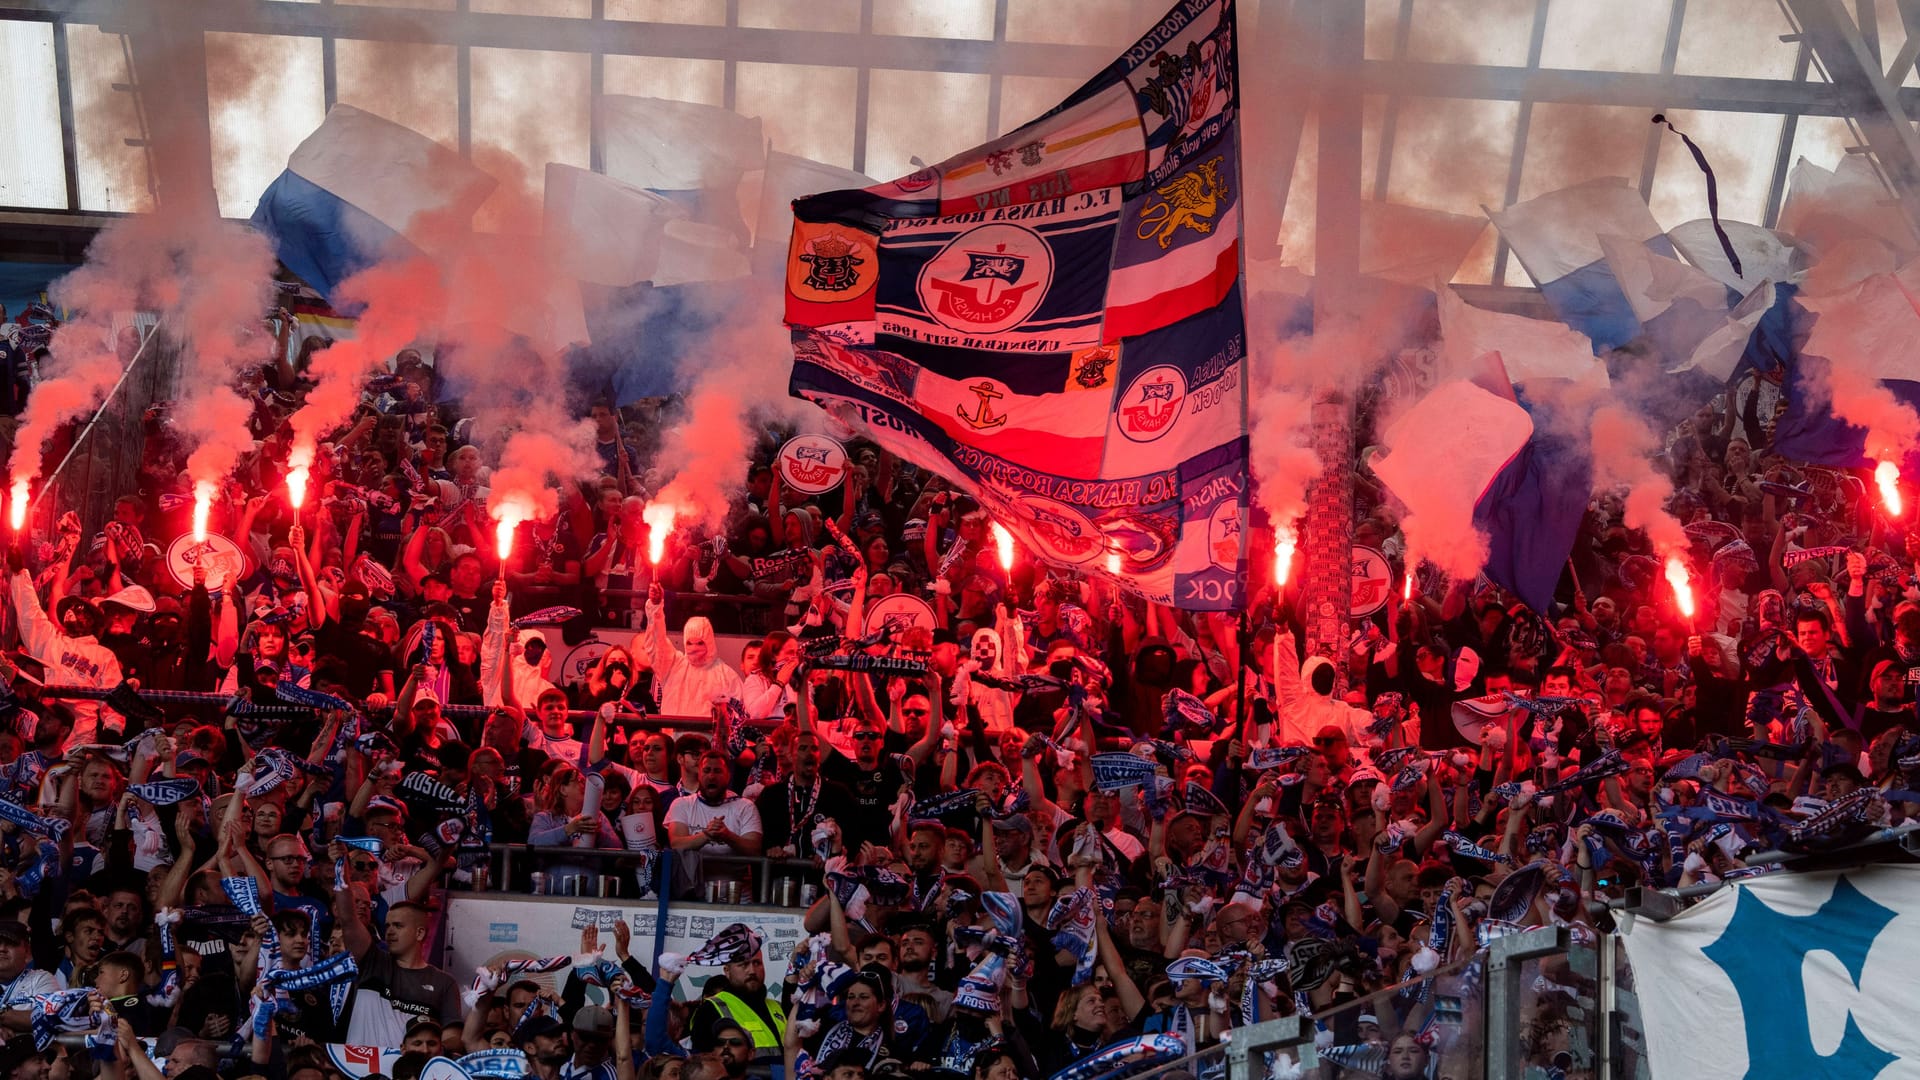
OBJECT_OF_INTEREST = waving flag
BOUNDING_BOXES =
[250,105,494,305]
[786,0,1248,611]
[1487,176,1672,351]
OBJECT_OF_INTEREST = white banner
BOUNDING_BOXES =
[1620,865,1920,1078]
[442,895,810,997]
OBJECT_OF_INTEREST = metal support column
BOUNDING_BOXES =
[1786,0,1920,231]
[1299,0,1363,666]
[120,6,218,216]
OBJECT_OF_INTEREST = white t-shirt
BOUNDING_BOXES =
[664,793,762,854]
[0,967,56,1008]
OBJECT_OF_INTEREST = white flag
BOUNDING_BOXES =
[1619,865,1920,1078]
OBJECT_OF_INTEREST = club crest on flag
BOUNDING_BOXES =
[1117,366,1187,442]
[1207,501,1241,570]
[1071,346,1118,390]
[1136,156,1228,249]
[918,226,1053,334]
[796,231,868,294]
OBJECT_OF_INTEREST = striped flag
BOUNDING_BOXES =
[786,0,1248,609]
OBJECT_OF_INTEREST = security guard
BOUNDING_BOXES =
[686,923,786,1060]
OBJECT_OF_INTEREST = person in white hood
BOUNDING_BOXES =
[1273,629,1369,747]
[640,581,743,717]
[480,580,557,707]
[958,623,1018,731]
[10,563,121,746]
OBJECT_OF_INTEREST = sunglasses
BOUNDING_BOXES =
[716,1036,750,1047]
[349,859,380,872]
[851,732,884,741]
[1312,737,1345,747]
[901,708,930,717]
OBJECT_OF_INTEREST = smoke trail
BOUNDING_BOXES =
[1588,402,1688,552]
[8,214,276,498]
[172,222,279,488]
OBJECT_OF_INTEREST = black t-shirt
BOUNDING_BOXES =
[756,776,861,857]
[820,749,912,851]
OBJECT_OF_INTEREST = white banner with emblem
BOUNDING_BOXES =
[442,895,810,998]
[1619,865,1920,1079]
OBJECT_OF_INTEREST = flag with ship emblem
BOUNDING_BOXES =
[785,0,1248,610]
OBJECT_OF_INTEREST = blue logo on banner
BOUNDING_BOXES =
[1700,876,1897,1078]
[489,923,519,943]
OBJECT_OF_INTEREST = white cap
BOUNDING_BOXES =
[101,585,157,613]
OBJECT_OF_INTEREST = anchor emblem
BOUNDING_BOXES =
[956,380,1009,430]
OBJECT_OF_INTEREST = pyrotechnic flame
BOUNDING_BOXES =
[1106,551,1122,574]
[1404,570,1414,602]
[8,481,25,532]
[1665,554,1695,621]
[643,502,677,565]
[286,443,313,510]
[192,482,214,544]
[1878,460,1904,518]
[493,497,534,564]
[991,522,1015,573]
[1274,527,1298,587]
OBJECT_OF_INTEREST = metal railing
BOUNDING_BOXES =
[467,843,824,907]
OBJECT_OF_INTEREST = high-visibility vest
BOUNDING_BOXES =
[709,991,786,1051]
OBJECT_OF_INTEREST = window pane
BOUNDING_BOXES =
[996,75,1082,137]
[603,55,726,106]
[0,20,65,209]
[1539,0,1672,74]
[66,24,152,213]
[336,39,460,149]
[473,0,589,13]
[470,47,590,225]
[735,62,856,168]
[335,0,456,8]
[607,0,726,22]
[1383,97,1518,284]
[1007,0,1158,45]
[866,69,989,181]
[206,33,325,218]
[874,0,994,40]
[1674,0,1797,80]
[740,0,858,32]
[1407,0,1537,67]
[1787,115,1857,173]
[1516,104,1648,201]
[1647,109,1781,230]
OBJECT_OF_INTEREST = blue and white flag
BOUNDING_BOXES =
[128,778,200,806]
[787,0,1249,611]
[1089,753,1159,792]
[250,105,494,304]
[1486,176,1673,352]
[1621,865,1920,1078]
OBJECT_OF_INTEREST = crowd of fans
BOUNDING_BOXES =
[0,299,1912,1080]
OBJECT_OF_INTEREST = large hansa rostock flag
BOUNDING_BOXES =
[784,0,1249,610]
[1620,866,1920,1078]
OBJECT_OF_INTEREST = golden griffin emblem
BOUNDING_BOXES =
[1136,156,1227,249]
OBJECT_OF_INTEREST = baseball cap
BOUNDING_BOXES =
[0,922,29,945]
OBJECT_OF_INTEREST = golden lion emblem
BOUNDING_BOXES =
[1136,156,1227,249]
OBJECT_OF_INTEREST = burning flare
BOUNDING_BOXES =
[1665,554,1695,621]
[1403,570,1414,602]
[991,522,1015,574]
[8,481,25,532]
[1273,527,1298,587]
[1877,460,1903,518]
[492,497,535,580]
[285,444,313,511]
[1106,551,1122,575]
[191,482,214,544]
[642,502,677,565]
